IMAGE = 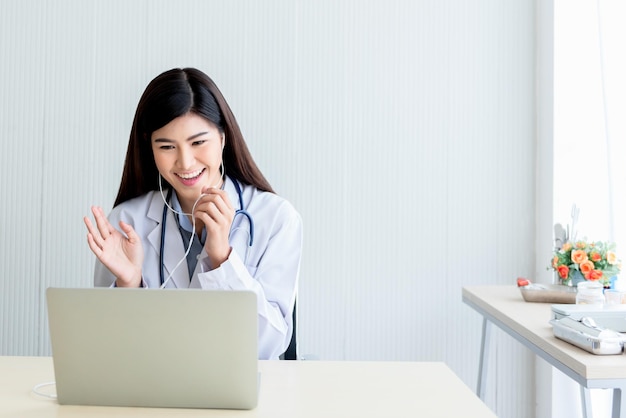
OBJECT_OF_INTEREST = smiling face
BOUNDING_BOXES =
[151,112,224,212]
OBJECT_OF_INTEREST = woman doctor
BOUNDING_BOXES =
[84,68,302,360]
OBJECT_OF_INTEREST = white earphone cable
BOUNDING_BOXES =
[157,156,225,289]
[159,194,202,289]
[32,381,57,399]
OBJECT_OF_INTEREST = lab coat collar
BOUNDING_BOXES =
[223,175,240,209]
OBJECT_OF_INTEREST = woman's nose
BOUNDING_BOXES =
[177,147,194,168]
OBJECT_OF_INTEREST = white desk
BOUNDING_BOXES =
[463,285,626,418]
[0,356,494,417]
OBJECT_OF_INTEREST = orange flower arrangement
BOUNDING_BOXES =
[551,240,621,286]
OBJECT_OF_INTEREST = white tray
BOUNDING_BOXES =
[519,283,577,304]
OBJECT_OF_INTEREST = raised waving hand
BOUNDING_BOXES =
[84,206,143,287]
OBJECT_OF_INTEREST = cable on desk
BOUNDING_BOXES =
[32,381,57,399]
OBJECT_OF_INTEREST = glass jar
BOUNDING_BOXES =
[576,281,605,305]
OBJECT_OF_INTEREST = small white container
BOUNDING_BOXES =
[576,281,605,305]
[604,289,626,305]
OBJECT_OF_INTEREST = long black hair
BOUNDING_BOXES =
[114,68,274,207]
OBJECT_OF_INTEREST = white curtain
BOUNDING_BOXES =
[553,0,626,416]
[554,0,626,245]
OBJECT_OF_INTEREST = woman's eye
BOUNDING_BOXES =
[159,145,175,150]
[192,140,207,146]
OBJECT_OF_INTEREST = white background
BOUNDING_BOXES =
[552,1,626,416]
[0,1,545,417]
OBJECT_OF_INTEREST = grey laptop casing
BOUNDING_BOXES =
[46,287,258,409]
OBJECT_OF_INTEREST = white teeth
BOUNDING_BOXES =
[178,169,203,179]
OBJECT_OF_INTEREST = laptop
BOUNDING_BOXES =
[46,287,258,409]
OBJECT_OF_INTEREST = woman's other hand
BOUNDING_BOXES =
[193,187,234,269]
[84,206,143,287]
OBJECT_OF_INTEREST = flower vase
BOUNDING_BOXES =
[570,270,586,287]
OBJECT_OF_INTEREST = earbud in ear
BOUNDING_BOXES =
[221,133,225,150]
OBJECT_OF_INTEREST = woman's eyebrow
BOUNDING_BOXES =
[153,132,210,142]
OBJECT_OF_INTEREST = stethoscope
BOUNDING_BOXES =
[159,178,254,286]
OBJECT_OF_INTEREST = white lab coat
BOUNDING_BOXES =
[93,176,303,360]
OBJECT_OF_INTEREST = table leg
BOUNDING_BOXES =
[611,387,624,418]
[580,386,592,418]
[477,318,491,400]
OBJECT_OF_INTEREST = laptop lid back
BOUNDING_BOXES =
[46,287,258,409]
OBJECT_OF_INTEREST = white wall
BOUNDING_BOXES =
[0,1,538,416]
[535,0,556,416]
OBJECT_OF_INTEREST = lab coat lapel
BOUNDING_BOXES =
[146,192,190,288]
[224,176,239,210]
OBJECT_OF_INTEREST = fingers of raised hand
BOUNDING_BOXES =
[92,206,114,238]
[84,222,102,255]
[84,206,114,250]
[118,220,139,243]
